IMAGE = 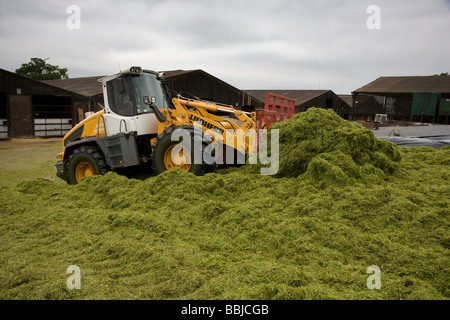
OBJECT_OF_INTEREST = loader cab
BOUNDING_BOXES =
[99,67,169,136]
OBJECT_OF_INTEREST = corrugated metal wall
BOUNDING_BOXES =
[411,93,440,122]
[166,71,261,110]
[439,98,450,116]
[0,69,73,97]
[0,92,7,139]
[352,93,414,122]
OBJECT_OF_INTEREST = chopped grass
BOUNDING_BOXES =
[0,109,448,300]
[0,138,64,188]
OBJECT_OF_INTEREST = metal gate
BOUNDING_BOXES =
[33,102,72,137]
[255,92,295,130]
[0,119,7,139]
[254,92,295,149]
[0,93,7,139]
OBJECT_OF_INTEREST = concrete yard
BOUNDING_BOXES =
[371,124,450,138]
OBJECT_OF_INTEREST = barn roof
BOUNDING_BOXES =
[42,76,105,97]
[353,76,450,94]
[338,94,353,107]
[162,69,199,78]
[243,89,330,105]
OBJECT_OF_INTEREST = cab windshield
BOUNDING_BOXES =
[131,72,168,114]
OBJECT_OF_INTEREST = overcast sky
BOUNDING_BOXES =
[0,0,449,94]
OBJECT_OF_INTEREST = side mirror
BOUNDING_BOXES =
[143,96,166,122]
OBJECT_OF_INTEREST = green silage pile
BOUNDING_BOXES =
[0,109,448,300]
[260,108,401,187]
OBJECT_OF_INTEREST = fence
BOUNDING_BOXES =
[255,92,295,130]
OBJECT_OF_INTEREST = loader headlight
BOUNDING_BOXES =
[143,96,156,105]
[124,66,143,75]
[157,72,166,81]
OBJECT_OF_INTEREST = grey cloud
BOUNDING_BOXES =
[0,0,449,94]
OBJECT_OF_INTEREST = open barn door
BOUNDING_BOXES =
[33,95,73,137]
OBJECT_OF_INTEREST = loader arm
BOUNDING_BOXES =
[153,97,257,155]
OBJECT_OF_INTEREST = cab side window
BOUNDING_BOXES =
[107,78,135,116]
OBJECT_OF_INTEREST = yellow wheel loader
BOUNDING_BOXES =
[55,67,256,184]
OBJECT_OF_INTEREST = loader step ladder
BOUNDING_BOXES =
[99,132,141,169]
[105,139,123,163]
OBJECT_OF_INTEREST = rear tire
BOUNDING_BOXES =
[150,126,216,175]
[66,145,109,185]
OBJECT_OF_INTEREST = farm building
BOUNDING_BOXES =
[244,90,351,119]
[0,68,92,139]
[42,76,104,115]
[352,75,450,123]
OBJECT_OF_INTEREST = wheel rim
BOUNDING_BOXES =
[75,162,94,183]
[164,145,191,172]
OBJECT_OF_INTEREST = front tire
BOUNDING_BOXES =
[66,145,109,185]
[150,126,215,175]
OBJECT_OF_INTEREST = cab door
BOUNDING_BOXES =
[102,77,137,136]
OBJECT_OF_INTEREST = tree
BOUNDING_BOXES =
[16,58,69,80]
[440,72,449,76]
